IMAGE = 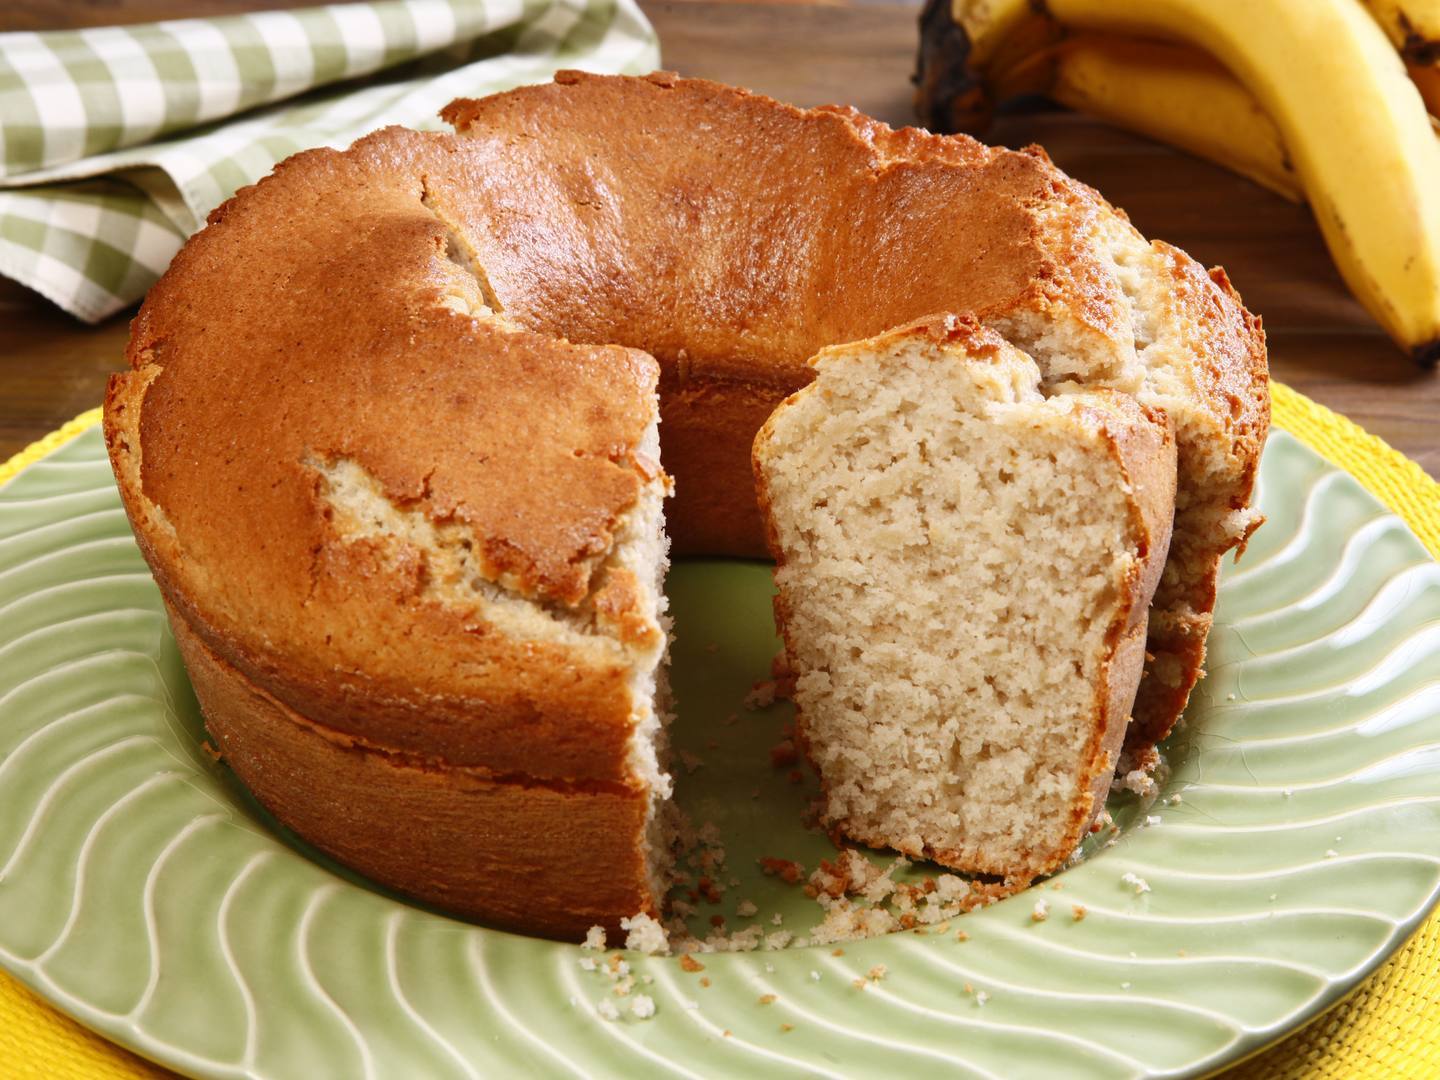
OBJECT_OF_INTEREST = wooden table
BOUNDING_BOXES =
[3,0,1438,477]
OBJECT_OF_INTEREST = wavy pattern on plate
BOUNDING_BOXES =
[2,427,1439,1079]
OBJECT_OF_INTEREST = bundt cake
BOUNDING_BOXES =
[103,71,1267,939]
[753,315,1176,882]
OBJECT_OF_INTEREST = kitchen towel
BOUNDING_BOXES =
[0,0,658,322]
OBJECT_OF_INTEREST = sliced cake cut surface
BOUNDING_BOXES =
[753,315,1177,882]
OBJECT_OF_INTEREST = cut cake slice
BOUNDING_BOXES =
[753,315,1177,881]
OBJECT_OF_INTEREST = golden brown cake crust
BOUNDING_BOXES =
[439,70,1171,555]
[106,128,664,784]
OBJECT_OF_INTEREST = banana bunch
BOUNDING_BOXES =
[915,0,1440,367]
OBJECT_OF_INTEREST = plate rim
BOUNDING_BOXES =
[2,419,1438,1080]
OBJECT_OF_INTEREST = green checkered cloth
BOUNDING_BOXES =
[0,0,659,322]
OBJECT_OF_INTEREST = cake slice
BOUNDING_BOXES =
[752,315,1176,882]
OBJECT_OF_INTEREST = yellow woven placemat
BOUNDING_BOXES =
[1,384,1437,1080]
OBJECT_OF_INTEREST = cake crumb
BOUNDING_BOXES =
[809,970,821,982]
[1325,849,1339,859]
[630,994,656,1019]
[866,964,887,982]
[597,999,620,1021]
[780,1023,794,1033]
[579,957,597,971]
[737,900,758,918]
[772,913,784,926]
[1121,872,1151,895]
[1031,899,1050,923]
[745,681,777,709]
[700,977,711,988]
[758,857,805,884]
[621,913,670,955]
[582,926,607,951]
[679,954,705,973]
[974,991,989,1006]
[1071,904,1087,921]
[1144,815,1161,826]
[1114,768,1158,799]
[770,739,800,768]
[957,931,969,942]
[759,994,777,1005]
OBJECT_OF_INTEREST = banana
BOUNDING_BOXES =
[1357,0,1440,43]
[1357,1,1440,115]
[1036,36,1302,204]
[1037,0,1440,366]
[916,0,1059,130]
[920,7,1302,201]
[951,0,1035,69]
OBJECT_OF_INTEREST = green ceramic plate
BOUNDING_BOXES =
[2,425,1439,1080]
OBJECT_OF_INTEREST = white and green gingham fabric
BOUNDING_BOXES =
[0,0,659,322]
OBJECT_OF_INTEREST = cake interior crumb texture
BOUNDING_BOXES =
[756,328,1157,879]
[308,369,676,915]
